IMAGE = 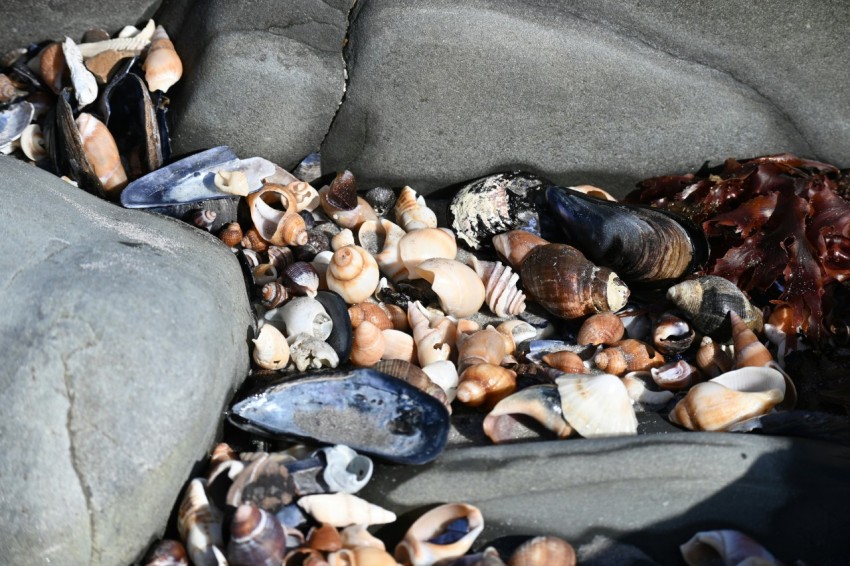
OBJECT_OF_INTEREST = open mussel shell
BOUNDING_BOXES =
[0,101,34,148]
[102,70,162,176]
[228,368,450,465]
[50,89,104,197]
[542,186,710,285]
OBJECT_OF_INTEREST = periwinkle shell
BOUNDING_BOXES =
[228,369,450,465]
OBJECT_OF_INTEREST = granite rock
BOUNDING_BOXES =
[322,0,850,196]
[0,0,161,54]
[156,0,353,169]
[0,157,253,565]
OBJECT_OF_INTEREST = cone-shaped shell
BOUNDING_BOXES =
[395,503,484,566]
[350,320,385,367]
[457,327,507,373]
[577,313,625,346]
[456,363,517,409]
[143,26,183,92]
[227,504,287,566]
[508,536,576,566]
[730,312,773,368]
[666,275,763,338]
[484,384,572,443]
[395,186,437,231]
[326,245,380,304]
[556,373,638,437]
[593,339,665,376]
[399,227,457,279]
[521,244,629,320]
[414,258,486,318]
[680,529,778,566]
[76,112,127,196]
[297,493,396,527]
[252,324,290,370]
[379,329,417,364]
[492,230,549,270]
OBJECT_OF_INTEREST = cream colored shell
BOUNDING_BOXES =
[251,324,290,370]
[395,503,484,566]
[297,493,396,527]
[414,258,485,318]
[398,227,457,280]
[556,373,638,437]
[395,186,437,231]
[326,245,380,304]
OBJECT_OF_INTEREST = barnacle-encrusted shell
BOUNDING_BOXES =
[76,112,128,196]
[680,529,779,566]
[297,493,396,527]
[467,256,526,317]
[350,320,385,367]
[414,258,486,318]
[492,230,549,271]
[556,373,638,437]
[252,324,290,370]
[508,536,576,566]
[395,186,438,231]
[395,503,484,566]
[399,227,458,279]
[520,244,629,320]
[227,504,287,566]
[483,384,573,443]
[287,333,340,371]
[457,363,517,409]
[593,339,666,376]
[576,313,625,346]
[326,245,380,304]
[143,26,183,93]
[667,275,763,338]
[177,478,225,566]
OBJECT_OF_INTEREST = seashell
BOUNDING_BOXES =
[593,339,666,376]
[414,258,486,318]
[374,359,449,409]
[544,186,709,284]
[20,123,46,161]
[340,524,386,551]
[0,101,33,150]
[380,329,417,364]
[483,384,573,443]
[349,303,393,330]
[308,523,342,553]
[59,38,99,108]
[508,536,576,566]
[328,547,398,566]
[577,313,625,346]
[395,503,484,566]
[77,35,150,58]
[177,478,225,566]
[252,324,291,370]
[225,452,299,512]
[680,529,779,566]
[365,186,397,217]
[214,169,249,196]
[409,301,452,366]
[382,303,410,331]
[241,248,261,268]
[395,186,438,231]
[253,263,278,286]
[541,351,587,374]
[282,262,320,297]
[299,230,333,262]
[314,444,373,494]
[281,180,320,212]
[269,296,333,341]
[569,184,618,201]
[435,547,506,566]
[284,547,327,565]
[84,49,135,84]
[449,171,545,249]
[456,363,517,409]
[76,112,128,197]
[311,250,334,290]
[695,336,734,379]
[620,306,652,341]
[242,227,269,252]
[326,245,381,304]
[350,320,386,367]
[422,360,460,402]
[188,209,217,232]
[467,257,526,317]
[248,185,310,247]
[669,367,786,431]
[730,311,773,368]
[399,228,458,280]
[496,320,539,348]
[622,372,675,407]
[332,228,356,251]
[117,19,156,40]
[651,360,698,390]
[39,42,66,94]
[371,219,409,281]
[287,333,340,371]
[297,493,396,527]
[227,504,288,566]
[0,73,18,104]
[268,245,296,270]
[142,539,189,566]
[666,275,763,339]
[323,170,358,210]
[121,147,276,208]
[492,230,549,271]
[652,312,695,355]
[143,26,183,93]
[520,244,630,320]
[229,368,449,464]
[457,327,507,372]
[556,373,638,437]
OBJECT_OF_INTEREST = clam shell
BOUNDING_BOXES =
[252,324,291,370]
[101,71,163,174]
[666,275,763,339]
[229,368,450,464]
[227,504,287,566]
[414,258,486,318]
[456,363,517,409]
[143,26,183,93]
[508,536,576,566]
[395,186,438,231]
[297,493,396,527]
[395,503,484,566]
[556,373,638,437]
[680,529,779,566]
[20,122,45,162]
[576,313,625,346]
[483,384,573,443]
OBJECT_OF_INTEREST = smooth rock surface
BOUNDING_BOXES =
[322,0,850,196]
[0,157,253,565]
[156,0,353,169]
[362,434,850,565]
[0,0,161,54]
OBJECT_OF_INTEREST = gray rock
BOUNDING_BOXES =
[0,0,161,54]
[361,434,850,565]
[322,0,850,197]
[157,0,353,169]
[0,157,253,565]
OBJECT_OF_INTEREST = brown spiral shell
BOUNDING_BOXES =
[242,227,269,252]
[576,313,625,346]
[541,351,587,374]
[0,73,17,103]
[261,282,289,309]
[456,363,518,409]
[219,222,243,247]
[268,245,296,270]
[349,320,385,367]
[594,339,666,376]
[348,303,393,330]
[695,336,734,379]
[227,503,287,566]
[492,230,549,270]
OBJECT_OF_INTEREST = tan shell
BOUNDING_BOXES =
[252,324,290,370]
[76,112,127,196]
[496,320,538,349]
[84,49,134,84]
[374,359,449,410]
[542,351,587,374]
[380,329,417,364]
[247,184,309,246]
[457,327,507,373]
[456,363,517,409]
[283,180,320,212]
[331,228,356,251]
[365,219,408,281]
[593,339,666,376]
[322,193,379,231]
[408,301,451,367]
[695,336,733,379]
[177,478,225,566]
[78,35,150,58]
[399,227,458,279]
[326,245,380,304]
[467,256,527,317]
[39,42,66,94]
[395,503,484,566]
[339,524,386,551]
[577,313,625,346]
[422,360,459,402]
[492,230,549,270]
[143,26,183,92]
[307,523,342,553]
[508,536,577,566]
[670,380,783,432]
[350,320,386,367]
[395,186,437,231]
[328,547,398,566]
[214,169,249,196]
[348,302,393,330]
[297,493,396,527]
[381,303,409,331]
[414,258,486,318]
[219,222,243,248]
[730,311,773,369]
[556,373,638,437]
[569,184,618,201]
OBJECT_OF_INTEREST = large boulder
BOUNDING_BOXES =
[0,157,254,565]
[0,0,161,54]
[157,0,353,169]
[322,0,850,196]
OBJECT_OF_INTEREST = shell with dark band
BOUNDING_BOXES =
[667,275,763,340]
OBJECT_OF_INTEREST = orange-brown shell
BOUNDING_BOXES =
[542,351,587,374]
[594,339,665,376]
[576,313,625,346]
[381,303,409,331]
[348,302,393,330]
[349,320,385,367]
[456,364,517,409]
[307,523,342,553]
[457,327,507,373]
[730,312,774,369]
[76,113,128,197]
[143,25,183,93]
[219,222,243,248]
[39,42,66,94]
[492,230,549,270]
[508,536,576,566]
[241,227,269,252]
[695,336,733,379]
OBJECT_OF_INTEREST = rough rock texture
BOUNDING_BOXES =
[156,0,353,169]
[0,0,161,54]
[0,157,254,565]
[322,0,850,196]
[363,434,850,565]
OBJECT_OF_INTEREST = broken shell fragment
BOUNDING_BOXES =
[314,444,373,494]
[422,360,459,402]
[62,37,98,107]
[0,101,33,149]
[556,373,638,437]
[576,313,625,346]
[227,504,287,566]
[414,258,486,318]
[622,372,675,407]
[287,333,340,372]
[666,275,763,338]
[652,312,696,355]
[399,227,458,279]
[593,339,665,376]
[252,324,291,370]
[508,536,576,566]
[143,26,183,93]
[395,503,485,566]
[467,256,526,317]
[484,384,573,443]
[272,296,333,341]
[680,529,779,566]
[340,524,387,551]
[651,360,699,390]
[380,329,417,364]
[20,123,46,161]
[214,170,249,196]
[297,493,396,527]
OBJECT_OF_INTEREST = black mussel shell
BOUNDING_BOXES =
[228,368,450,465]
[152,90,171,163]
[55,89,104,197]
[98,57,138,122]
[104,71,162,177]
[542,186,709,286]
[0,100,34,147]
[315,290,353,365]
